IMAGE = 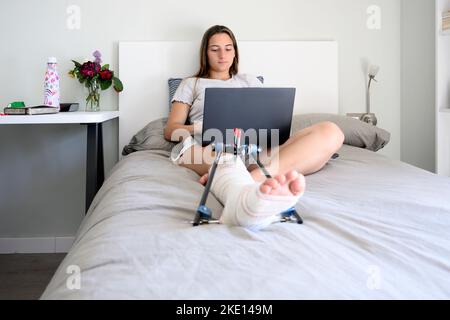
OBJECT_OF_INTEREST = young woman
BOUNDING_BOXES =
[164,25,344,230]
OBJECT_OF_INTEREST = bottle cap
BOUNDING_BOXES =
[48,57,57,63]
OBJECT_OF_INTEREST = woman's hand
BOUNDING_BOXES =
[193,120,203,136]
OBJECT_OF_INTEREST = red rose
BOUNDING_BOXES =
[99,69,113,81]
[80,61,100,78]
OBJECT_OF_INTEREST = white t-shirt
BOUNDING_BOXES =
[171,73,264,124]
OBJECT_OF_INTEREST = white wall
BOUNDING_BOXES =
[0,0,402,239]
[401,0,436,172]
[1,0,401,155]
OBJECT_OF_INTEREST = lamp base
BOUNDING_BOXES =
[360,113,378,126]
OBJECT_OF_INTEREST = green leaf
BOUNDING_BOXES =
[101,64,110,71]
[113,77,123,92]
[100,79,112,90]
[71,60,82,67]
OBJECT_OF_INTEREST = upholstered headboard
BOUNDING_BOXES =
[118,41,339,157]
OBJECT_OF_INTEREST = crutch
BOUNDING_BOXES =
[193,127,247,226]
[193,142,232,226]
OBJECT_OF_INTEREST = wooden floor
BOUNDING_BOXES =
[0,253,66,300]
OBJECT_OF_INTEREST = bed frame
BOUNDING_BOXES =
[118,41,339,157]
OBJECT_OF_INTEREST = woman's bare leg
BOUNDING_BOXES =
[250,121,344,182]
[178,144,214,177]
[180,121,344,184]
[178,144,305,199]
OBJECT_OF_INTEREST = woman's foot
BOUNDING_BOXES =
[207,156,306,230]
[200,170,305,195]
[259,170,305,197]
[218,169,305,229]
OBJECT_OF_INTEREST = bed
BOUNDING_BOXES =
[41,41,450,299]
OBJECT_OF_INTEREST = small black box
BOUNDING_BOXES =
[60,103,79,112]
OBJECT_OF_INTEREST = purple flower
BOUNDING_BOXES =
[93,50,102,64]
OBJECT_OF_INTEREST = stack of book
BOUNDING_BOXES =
[443,10,450,31]
[3,105,59,115]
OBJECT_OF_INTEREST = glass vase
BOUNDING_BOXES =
[86,82,100,112]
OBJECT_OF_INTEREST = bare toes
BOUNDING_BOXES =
[289,181,302,195]
[289,175,305,196]
[274,174,286,185]
[260,184,272,194]
[263,178,279,190]
[285,170,299,182]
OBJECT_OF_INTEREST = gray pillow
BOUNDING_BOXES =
[291,113,390,152]
[122,111,389,156]
[122,117,176,155]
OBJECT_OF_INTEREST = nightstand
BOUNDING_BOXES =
[0,111,119,213]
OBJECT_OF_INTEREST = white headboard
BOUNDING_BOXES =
[118,41,338,156]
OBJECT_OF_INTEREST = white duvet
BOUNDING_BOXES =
[42,146,450,299]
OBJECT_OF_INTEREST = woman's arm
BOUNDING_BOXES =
[164,102,194,142]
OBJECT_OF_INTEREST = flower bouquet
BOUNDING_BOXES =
[68,50,123,111]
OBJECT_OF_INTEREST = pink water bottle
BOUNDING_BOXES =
[44,57,60,110]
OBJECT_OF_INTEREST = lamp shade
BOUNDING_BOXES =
[368,64,380,77]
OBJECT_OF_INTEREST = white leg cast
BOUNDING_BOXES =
[210,154,302,230]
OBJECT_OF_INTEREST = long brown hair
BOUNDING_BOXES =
[194,25,239,78]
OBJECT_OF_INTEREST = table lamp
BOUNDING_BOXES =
[362,64,379,126]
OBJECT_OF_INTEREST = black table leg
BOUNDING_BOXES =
[85,123,104,213]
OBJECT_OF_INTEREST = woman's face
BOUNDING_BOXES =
[207,33,235,75]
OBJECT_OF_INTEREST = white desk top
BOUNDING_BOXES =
[0,111,119,124]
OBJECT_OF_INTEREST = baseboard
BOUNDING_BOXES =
[0,237,75,254]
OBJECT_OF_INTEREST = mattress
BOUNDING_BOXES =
[41,146,450,299]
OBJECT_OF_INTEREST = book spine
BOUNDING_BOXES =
[3,108,26,115]
[27,108,59,115]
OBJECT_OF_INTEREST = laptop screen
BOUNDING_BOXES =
[202,87,296,149]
